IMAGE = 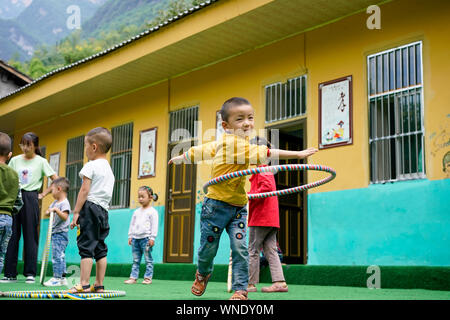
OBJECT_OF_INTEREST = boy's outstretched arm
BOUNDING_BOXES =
[269,147,318,161]
[70,176,91,229]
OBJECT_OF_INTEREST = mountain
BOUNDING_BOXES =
[0,0,32,19]
[0,0,106,61]
[80,0,168,40]
[0,18,37,61]
[15,0,106,45]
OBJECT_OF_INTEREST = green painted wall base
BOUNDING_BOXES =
[308,179,450,266]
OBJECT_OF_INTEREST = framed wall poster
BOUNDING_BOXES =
[48,152,60,187]
[319,75,353,149]
[216,110,225,141]
[138,127,157,178]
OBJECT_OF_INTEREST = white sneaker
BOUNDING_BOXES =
[25,276,36,284]
[0,277,17,283]
[61,278,68,286]
[44,277,62,286]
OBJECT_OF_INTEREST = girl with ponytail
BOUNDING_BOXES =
[124,186,159,285]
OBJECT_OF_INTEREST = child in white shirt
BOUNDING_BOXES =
[124,186,159,285]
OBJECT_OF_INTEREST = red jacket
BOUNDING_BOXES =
[248,165,280,228]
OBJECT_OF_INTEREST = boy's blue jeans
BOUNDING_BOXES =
[51,232,68,278]
[130,237,154,279]
[198,197,248,292]
[0,214,13,275]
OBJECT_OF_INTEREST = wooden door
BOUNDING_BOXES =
[273,130,307,264]
[164,141,197,263]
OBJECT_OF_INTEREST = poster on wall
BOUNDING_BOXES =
[216,110,225,141]
[138,127,157,178]
[319,75,353,149]
[48,152,60,187]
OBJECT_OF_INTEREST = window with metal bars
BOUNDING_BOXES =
[169,105,199,143]
[367,41,425,183]
[265,75,307,123]
[66,135,84,208]
[110,122,133,209]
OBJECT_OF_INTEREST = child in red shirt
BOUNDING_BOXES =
[247,136,288,293]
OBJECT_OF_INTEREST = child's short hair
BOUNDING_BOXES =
[139,186,159,201]
[250,136,273,149]
[51,177,70,193]
[220,97,251,122]
[86,127,112,154]
[0,132,12,156]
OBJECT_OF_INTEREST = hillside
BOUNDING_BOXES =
[81,0,168,40]
[0,0,106,61]
[0,18,37,61]
[15,0,104,45]
[0,0,32,19]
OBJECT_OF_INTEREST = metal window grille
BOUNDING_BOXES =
[265,75,307,123]
[169,105,199,143]
[367,41,425,183]
[66,135,84,208]
[111,122,133,209]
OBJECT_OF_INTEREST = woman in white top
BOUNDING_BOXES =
[124,186,159,285]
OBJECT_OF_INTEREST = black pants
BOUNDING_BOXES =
[77,201,109,261]
[4,190,39,278]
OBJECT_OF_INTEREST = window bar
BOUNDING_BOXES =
[284,83,287,120]
[414,90,419,176]
[383,53,389,92]
[397,49,402,90]
[387,94,392,180]
[289,79,293,118]
[410,46,416,86]
[380,96,385,180]
[268,86,272,122]
[406,91,412,175]
[300,76,303,115]
[275,84,278,121]
[374,97,378,181]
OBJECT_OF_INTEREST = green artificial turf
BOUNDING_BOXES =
[18,262,450,291]
[1,275,449,300]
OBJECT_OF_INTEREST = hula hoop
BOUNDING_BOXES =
[0,289,126,300]
[40,211,54,285]
[203,164,336,199]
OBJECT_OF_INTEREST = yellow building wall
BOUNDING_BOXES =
[11,0,449,215]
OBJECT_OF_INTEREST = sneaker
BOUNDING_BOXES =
[142,278,152,285]
[44,277,63,286]
[0,277,17,283]
[25,276,35,284]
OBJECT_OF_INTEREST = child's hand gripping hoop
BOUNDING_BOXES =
[203,164,336,199]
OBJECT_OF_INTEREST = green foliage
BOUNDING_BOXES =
[8,0,205,80]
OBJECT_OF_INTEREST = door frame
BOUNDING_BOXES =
[163,140,197,263]
[265,118,308,264]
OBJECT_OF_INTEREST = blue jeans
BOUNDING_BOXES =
[51,232,68,278]
[130,237,154,279]
[0,214,13,275]
[198,197,248,291]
